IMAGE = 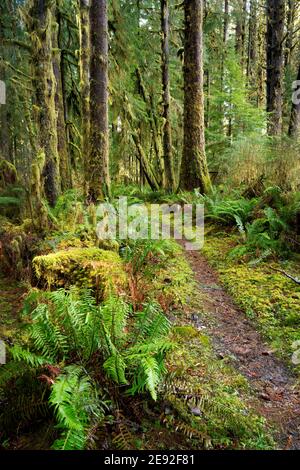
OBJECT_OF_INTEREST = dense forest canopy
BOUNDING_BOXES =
[1,0,300,454]
[0,0,299,204]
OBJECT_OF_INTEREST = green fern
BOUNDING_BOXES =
[50,365,106,450]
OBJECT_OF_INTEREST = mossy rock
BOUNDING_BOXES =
[33,247,128,298]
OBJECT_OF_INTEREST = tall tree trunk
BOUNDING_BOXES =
[247,0,258,86]
[53,3,71,191]
[266,0,285,136]
[235,0,247,66]
[285,0,296,68]
[221,0,229,91]
[223,0,229,44]
[28,0,61,207]
[88,0,110,202]
[79,0,90,194]
[160,0,175,192]
[0,5,9,160]
[288,63,300,138]
[180,0,211,193]
[257,10,266,108]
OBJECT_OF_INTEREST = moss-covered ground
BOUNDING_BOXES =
[201,226,300,370]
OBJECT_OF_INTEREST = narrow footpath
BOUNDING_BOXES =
[183,247,300,450]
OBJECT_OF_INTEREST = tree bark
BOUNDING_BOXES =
[285,0,296,68]
[79,0,90,194]
[160,0,175,192]
[28,0,61,207]
[0,4,9,160]
[221,0,229,92]
[288,63,300,138]
[52,3,72,191]
[266,0,285,136]
[235,0,247,66]
[180,0,211,193]
[88,0,110,202]
[257,10,266,108]
[247,0,258,86]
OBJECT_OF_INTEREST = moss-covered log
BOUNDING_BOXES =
[33,247,128,298]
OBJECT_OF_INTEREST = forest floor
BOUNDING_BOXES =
[182,242,300,450]
[1,229,300,449]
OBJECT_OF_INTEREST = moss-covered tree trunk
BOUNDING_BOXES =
[160,0,175,192]
[28,0,61,207]
[180,0,211,193]
[88,0,110,202]
[288,64,300,139]
[52,3,72,191]
[79,0,90,194]
[0,5,9,161]
[266,0,285,136]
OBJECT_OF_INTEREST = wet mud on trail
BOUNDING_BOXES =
[182,245,300,450]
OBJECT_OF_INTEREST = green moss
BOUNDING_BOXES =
[202,227,300,369]
[173,325,199,339]
[33,247,128,297]
[146,243,197,307]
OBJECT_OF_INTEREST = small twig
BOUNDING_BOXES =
[269,267,300,285]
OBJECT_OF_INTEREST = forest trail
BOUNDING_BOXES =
[182,246,300,450]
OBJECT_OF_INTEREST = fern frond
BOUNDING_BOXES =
[9,344,53,366]
[103,353,128,385]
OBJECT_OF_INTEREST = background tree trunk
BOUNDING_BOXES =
[288,63,300,138]
[247,0,258,87]
[235,0,247,66]
[160,0,175,192]
[0,4,10,161]
[221,0,229,92]
[285,0,296,68]
[88,0,110,202]
[79,0,90,195]
[180,0,211,193]
[266,0,285,136]
[52,3,71,191]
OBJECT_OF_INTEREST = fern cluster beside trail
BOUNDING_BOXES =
[3,289,172,450]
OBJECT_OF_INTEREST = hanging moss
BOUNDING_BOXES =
[33,247,128,298]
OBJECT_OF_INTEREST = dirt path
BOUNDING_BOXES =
[182,246,300,450]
